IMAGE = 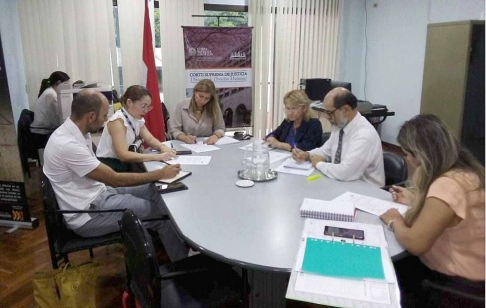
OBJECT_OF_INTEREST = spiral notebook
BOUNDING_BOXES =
[300,198,356,221]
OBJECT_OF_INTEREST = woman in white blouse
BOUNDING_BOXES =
[96,85,176,172]
[170,79,225,145]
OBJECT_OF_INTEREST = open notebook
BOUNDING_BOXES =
[300,198,356,222]
[157,171,192,184]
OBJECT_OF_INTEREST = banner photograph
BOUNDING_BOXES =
[183,27,252,128]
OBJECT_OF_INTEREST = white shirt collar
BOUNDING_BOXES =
[64,118,92,146]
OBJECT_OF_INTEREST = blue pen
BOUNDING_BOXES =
[264,131,274,139]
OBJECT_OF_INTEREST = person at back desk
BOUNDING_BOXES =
[264,90,322,151]
[170,79,225,145]
[380,115,484,306]
[31,71,70,147]
[43,89,188,262]
[96,85,176,172]
[292,87,385,186]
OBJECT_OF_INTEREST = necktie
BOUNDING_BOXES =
[334,129,344,164]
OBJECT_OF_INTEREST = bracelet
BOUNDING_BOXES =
[387,219,397,232]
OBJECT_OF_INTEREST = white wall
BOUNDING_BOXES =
[339,0,485,145]
[0,0,29,130]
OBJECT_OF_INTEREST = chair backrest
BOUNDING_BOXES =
[383,152,408,187]
[120,211,161,308]
[41,173,71,247]
[330,80,352,92]
[17,109,37,175]
[321,132,331,146]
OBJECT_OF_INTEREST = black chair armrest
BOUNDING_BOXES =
[56,209,127,214]
[159,268,210,280]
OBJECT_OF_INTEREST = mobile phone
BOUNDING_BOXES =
[176,150,192,155]
[156,182,188,194]
[324,226,365,240]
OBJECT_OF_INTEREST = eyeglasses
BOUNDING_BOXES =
[284,105,304,113]
[322,107,340,118]
[139,103,153,112]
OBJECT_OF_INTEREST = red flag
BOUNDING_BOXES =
[142,0,165,141]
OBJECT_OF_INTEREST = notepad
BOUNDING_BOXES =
[157,171,192,184]
[300,198,355,221]
[284,159,312,170]
[302,238,385,280]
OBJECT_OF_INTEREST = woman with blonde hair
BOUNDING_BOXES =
[96,85,177,172]
[170,79,225,145]
[264,90,322,151]
[380,114,484,306]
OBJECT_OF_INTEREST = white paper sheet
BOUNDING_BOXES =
[332,192,409,216]
[294,272,391,305]
[275,159,315,176]
[180,143,220,153]
[166,156,212,165]
[283,159,313,170]
[214,136,240,145]
[238,143,275,151]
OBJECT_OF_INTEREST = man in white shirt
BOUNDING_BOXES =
[43,89,188,261]
[292,88,385,187]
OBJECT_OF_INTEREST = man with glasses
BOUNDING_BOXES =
[292,88,385,187]
[44,90,189,262]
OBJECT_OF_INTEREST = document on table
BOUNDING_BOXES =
[214,136,240,145]
[166,156,211,165]
[180,143,220,153]
[275,159,315,176]
[238,143,275,151]
[283,158,312,170]
[332,192,409,216]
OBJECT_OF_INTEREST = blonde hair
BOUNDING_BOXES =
[283,90,316,122]
[397,114,485,225]
[190,79,220,123]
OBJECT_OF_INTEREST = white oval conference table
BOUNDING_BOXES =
[144,139,406,273]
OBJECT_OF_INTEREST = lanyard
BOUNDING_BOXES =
[120,108,138,141]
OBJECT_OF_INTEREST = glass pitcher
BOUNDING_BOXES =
[251,140,270,181]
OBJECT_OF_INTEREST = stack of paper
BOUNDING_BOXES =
[180,143,220,153]
[286,219,401,307]
[275,159,315,176]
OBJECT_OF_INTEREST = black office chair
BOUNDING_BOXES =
[162,102,171,141]
[41,173,124,269]
[330,80,352,92]
[17,109,44,177]
[422,276,484,307]
[120,210,245,308]
[383,152,408,188]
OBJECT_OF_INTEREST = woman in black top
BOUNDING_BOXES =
[265,90,323,151]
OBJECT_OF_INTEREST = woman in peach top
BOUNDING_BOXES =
[380,114,484,306]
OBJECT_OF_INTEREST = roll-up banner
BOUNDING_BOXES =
[183,27,252,128]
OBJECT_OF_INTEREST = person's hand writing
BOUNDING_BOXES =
[265,136,280,148]
[380,208,404,229]
[160,144,177,157]
[160,164,181,179]
[310,155,324,167]
[158,152,175,162]
[184,134,196,144]
[389,185,414,206]
[292,148,310,162]
[204,135,219,145]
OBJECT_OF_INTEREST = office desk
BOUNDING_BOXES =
[145,140,405,273]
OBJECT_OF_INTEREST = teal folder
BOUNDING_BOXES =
[302,238,385,280]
